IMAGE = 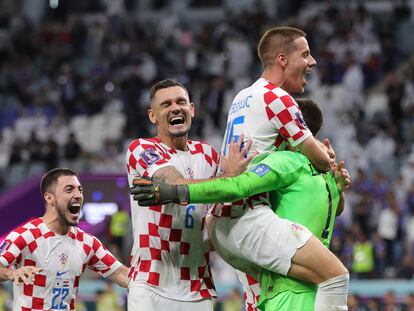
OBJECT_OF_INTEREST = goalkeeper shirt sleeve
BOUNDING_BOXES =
[187,162,299,203]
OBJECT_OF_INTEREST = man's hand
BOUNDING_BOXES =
[322,138,337,170]
[130,177,189,206]
[333,161,351,193]
[8,266,43,285]
[221,135,256,177]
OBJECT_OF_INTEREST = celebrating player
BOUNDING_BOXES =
[0,168,128,311]
[125,79,250,311]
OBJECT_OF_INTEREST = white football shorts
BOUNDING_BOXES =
[209,205,312,279]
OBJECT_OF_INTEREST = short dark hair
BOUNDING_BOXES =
[296,98,323,136]
[149,79,189,103]
[40,168,77,196]
[258,27,306,68]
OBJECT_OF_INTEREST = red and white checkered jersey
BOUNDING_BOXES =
[0,218,122,311]
[221,77,311,157]
[237,271,260,311]
[212,78,312,218]
[126,137,218,301]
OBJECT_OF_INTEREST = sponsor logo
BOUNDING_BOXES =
[140,148,160,165]
[0,241,10,255]
[56,270,69,277]
[251,164,271,177]
[294,111,308,130]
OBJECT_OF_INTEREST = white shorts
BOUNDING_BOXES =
[128,287,214,311]
[209,206,312,279]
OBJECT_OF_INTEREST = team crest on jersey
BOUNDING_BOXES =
[251,164,271,177]
[0,241,10,255]
[140,148,160,165]
[186,168,195,179]
[59,253,68,265]
[294,111,308,130]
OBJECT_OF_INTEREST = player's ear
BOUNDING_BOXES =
[277,54,288,67]
[190,102,195,118]
[44,192,55,205]
[148,108,156,124]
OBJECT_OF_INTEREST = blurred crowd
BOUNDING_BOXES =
[1,0,414,309]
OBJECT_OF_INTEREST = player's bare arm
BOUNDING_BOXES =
[0,264,42,285]
[107,265,129,288]
[297,136,331,172]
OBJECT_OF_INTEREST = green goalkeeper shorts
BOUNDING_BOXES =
[259,290,316,311]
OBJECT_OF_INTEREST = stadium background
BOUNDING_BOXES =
[0,0,414,309]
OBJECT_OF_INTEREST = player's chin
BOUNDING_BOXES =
[168,127,189,137]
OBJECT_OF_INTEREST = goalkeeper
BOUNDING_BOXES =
[131,100,350,311]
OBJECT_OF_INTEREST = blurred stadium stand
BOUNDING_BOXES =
[1,0,414,310]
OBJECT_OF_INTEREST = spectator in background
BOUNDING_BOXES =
[64,133,82,161]
[96,281,122,311]
[382,291,403,311]
[0,284,11,311]
[109,209,129,250]
[221,288,243,311]
[348,293,368,311]
[352,231,374,278]
[403,293,414,311]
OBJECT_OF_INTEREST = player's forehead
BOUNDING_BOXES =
[292,36,310,54]
[56,175,81,189]
[152,86,189,105]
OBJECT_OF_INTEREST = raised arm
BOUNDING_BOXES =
[297,136,331,172]
[131,164,295,206]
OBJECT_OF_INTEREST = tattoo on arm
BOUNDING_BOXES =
[153,166,185,184]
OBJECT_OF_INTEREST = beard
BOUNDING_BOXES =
[56,202,79,227]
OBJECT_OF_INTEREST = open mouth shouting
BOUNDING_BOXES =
[68,202,81,218]
[169,116,185,127]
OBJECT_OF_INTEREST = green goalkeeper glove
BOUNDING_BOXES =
[130,177,189,206]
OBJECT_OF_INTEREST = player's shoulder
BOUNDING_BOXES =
[260,151,308,174]
[127,137,162,152]
[188,140,219,164]
[9,218,42,235]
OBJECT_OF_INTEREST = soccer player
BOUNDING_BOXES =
[0,168,128,311]
[130,99,351,311]
[256,99,348,311]
[125,79,250,311]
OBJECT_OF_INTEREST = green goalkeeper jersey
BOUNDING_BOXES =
[187,151,341,302]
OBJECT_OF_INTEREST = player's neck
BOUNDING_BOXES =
[157,134,188,151]
[261,68,285,88]
[42,213,70,235]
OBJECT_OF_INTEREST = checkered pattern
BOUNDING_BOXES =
[0,218,121,310]
[237,272,260,311]
[215,78,311,218]
[127,138,218,300]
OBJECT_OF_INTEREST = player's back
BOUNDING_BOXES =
[221,78,311,159]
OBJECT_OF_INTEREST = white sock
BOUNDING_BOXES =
[314,273,349,311]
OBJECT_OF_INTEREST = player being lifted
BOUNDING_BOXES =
[132,26,350,311]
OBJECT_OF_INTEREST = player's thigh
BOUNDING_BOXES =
[261,290,316,311]
[127,287,213,311]
[291,235,348,283]
[210,216,262,278]
[238,207,312,276]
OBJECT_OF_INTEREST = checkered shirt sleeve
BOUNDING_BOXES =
[81,232,122,278]
[126,138,174,178]
[262,84,312,147]
[238,272,261,311]
[0,222,38,268]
